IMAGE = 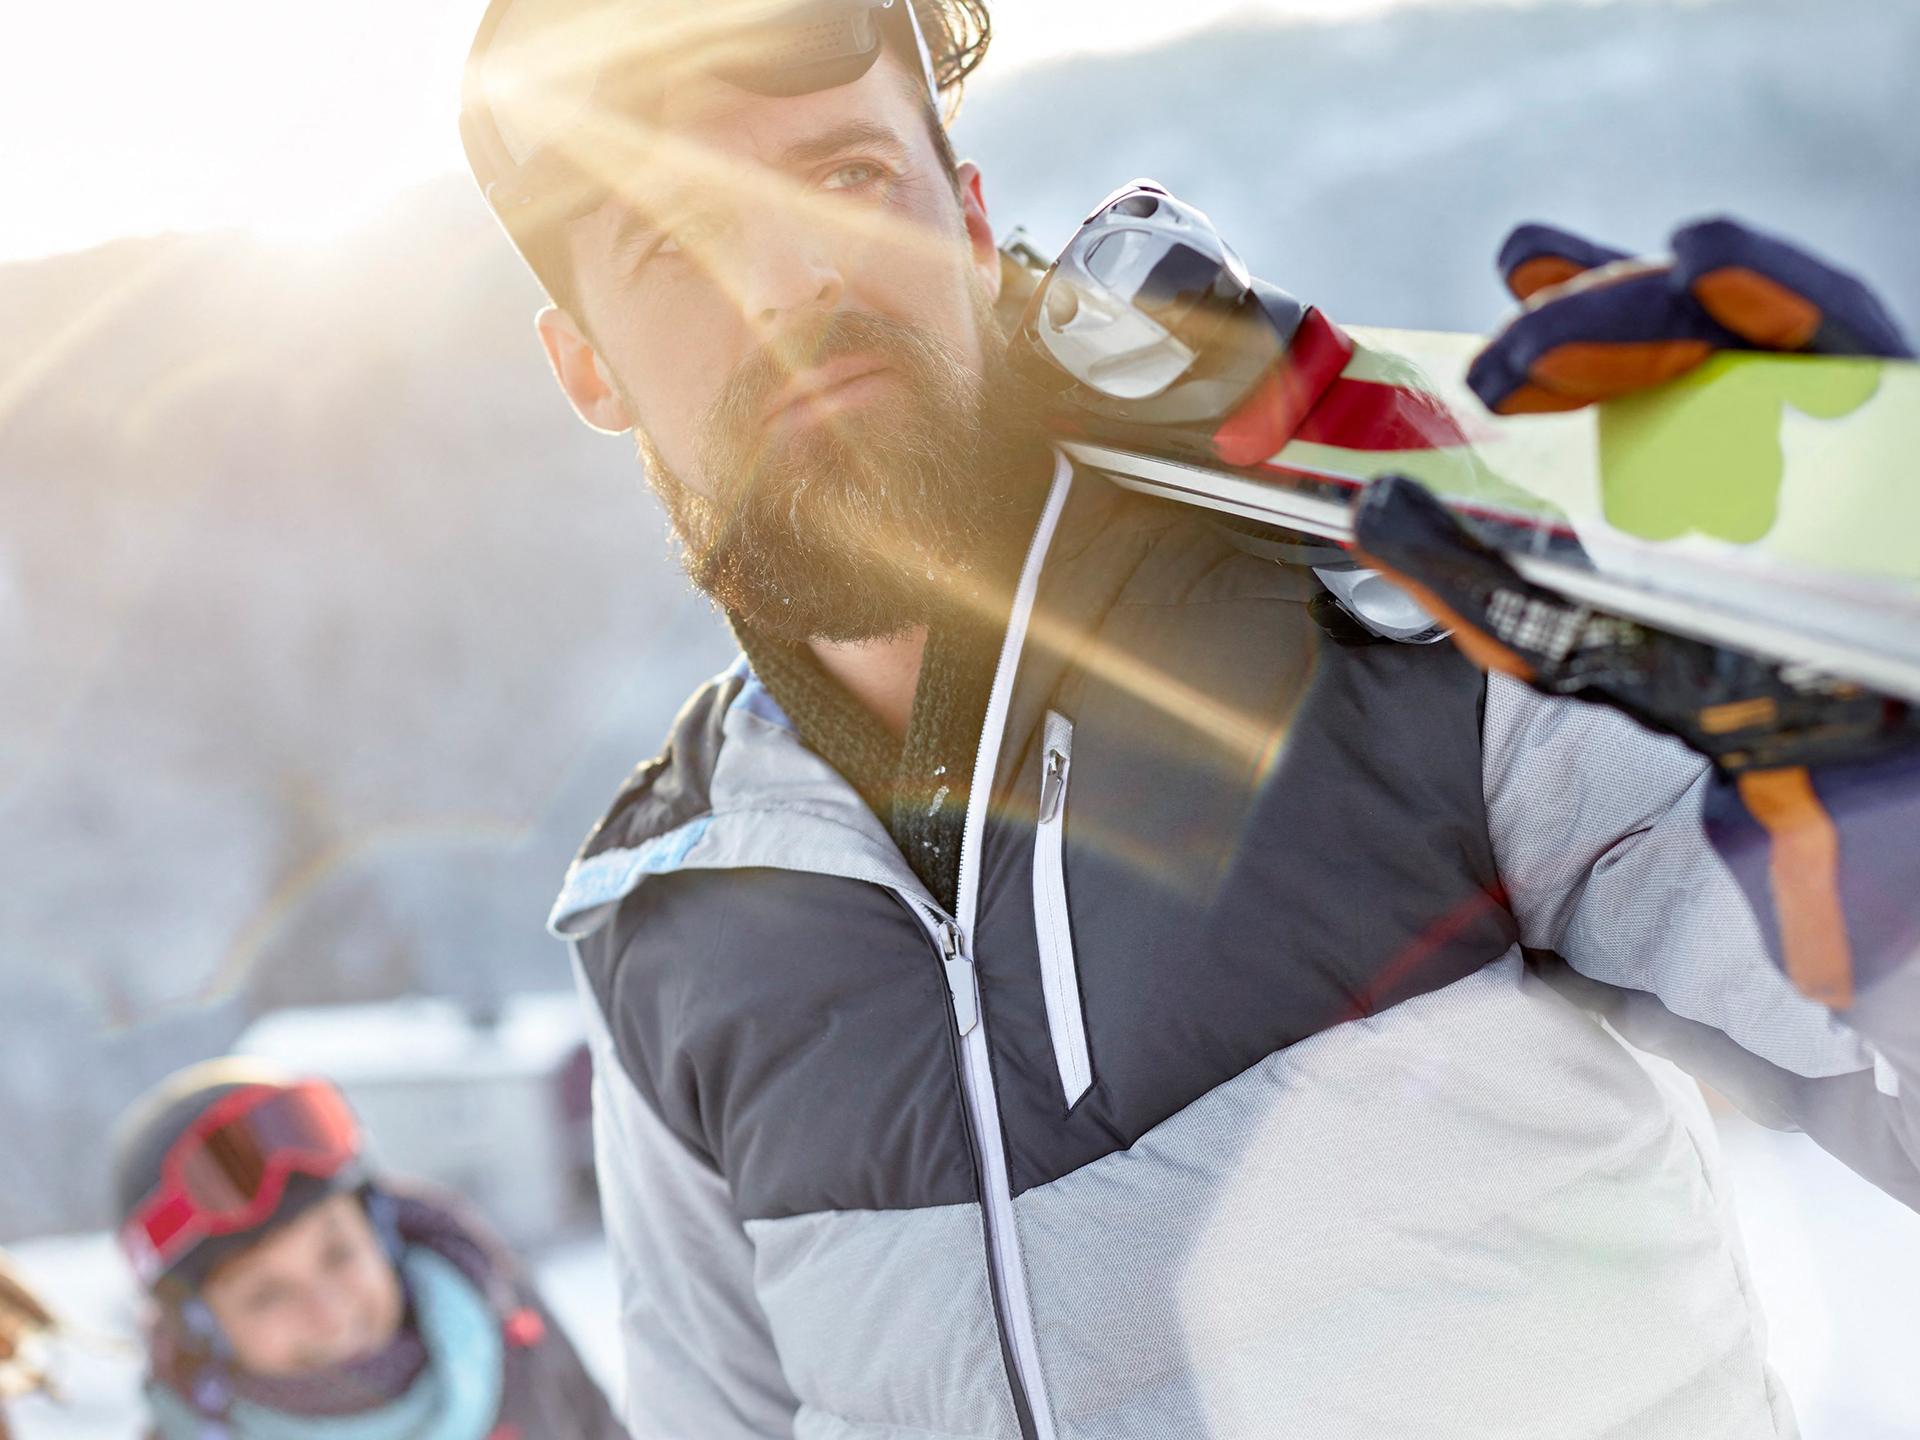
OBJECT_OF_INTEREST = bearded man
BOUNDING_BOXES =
[457,3,1920,1437]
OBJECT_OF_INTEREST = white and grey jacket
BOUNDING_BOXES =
[550,456,1917,1440]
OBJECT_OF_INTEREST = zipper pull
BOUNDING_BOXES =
[1037,748,1068,824]
[939,921,980,1036]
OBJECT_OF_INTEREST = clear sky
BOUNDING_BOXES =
[0,0,1491,264]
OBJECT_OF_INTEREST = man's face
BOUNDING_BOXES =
[540,50,1045,642]
[197,1192,404,1378]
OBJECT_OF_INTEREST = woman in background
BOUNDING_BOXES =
[113,1060,626,1440]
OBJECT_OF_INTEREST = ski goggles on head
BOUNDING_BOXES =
[461,0,941,228]
[118,1081,361,1287]
[1015,180,1319,427]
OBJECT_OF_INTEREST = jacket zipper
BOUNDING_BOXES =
[1033,711,1092,1108]
[940,917,981,1035]
[941,453,1074,1440]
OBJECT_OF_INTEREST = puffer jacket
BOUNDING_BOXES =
[552,455,1916,1440]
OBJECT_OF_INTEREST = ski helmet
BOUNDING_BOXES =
[112,1061,368,1295]
[458,0,979,299]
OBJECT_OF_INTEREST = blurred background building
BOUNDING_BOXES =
[233,994,598,1245]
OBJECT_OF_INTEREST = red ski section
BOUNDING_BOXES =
[1211,309,1356,465]
[1213,310,1483,462]
[1293,374,1479,451]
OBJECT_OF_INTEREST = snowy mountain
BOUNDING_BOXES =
[2,0,1915,1238]
[958,0,1920,330]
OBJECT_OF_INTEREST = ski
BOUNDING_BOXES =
[999,186,1920,712]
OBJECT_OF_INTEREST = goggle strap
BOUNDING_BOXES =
[119,1082,358,1283]
[892,1,943,112]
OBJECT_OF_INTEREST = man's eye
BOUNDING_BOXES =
[634,164,887,271]
[649,213,722,263]
[821,161,886,193]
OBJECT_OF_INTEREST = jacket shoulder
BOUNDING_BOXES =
[573,666,743,867]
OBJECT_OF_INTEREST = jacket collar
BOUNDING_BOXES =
[548,653,938,939]
[549,451,1114,941]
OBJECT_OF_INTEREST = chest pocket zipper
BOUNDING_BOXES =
[1035,710,1093,1109]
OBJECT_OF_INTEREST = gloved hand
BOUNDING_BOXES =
[1353,218,1917,753]
[1349,472,1902,775]
[1467,216,1914,416]
[1357,218,1920,1019]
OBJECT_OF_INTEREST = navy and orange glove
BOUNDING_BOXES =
[1356,219,1920,1020]
[1466,216,1914,416]
[1352,217,1916,756]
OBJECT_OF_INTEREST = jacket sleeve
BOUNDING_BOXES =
[1482,673,1920,1211]
[572,950,801,1440]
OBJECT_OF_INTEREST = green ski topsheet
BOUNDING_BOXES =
[1070,327,1920,699]
[1341,327,1918,584]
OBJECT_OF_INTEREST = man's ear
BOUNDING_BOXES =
[534,306,634,434]
[956,161,1000,304]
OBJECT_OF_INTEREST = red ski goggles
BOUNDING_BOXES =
[118,1081,361,1287]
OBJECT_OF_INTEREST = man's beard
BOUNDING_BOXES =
[635,291,1050,645]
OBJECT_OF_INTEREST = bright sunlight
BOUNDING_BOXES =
[2,0,1453,264]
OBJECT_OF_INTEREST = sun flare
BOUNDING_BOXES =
[3,0,1443,264]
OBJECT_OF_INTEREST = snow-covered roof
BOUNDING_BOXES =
[233,991,586,1082]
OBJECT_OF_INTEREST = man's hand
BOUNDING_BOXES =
[1357,218,1920,1018]
[1349,473,1905,774]
[1363,219,1918,719]
[1467,216,1914,418]
[1359,215,1918,743]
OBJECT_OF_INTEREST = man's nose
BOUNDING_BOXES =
[734,218,846,339]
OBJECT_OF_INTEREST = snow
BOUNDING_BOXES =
[7,1115,1915,1437]
[234,992,588,1083]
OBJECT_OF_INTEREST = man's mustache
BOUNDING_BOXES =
[706,311,940,453]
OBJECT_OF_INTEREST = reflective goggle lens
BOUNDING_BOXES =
[171,1084,357,1216]
[122,1081,361,1283]
[472,0,905,172]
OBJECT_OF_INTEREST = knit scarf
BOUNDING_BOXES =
[735,615,1001,914]
[729,447,1054,911]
